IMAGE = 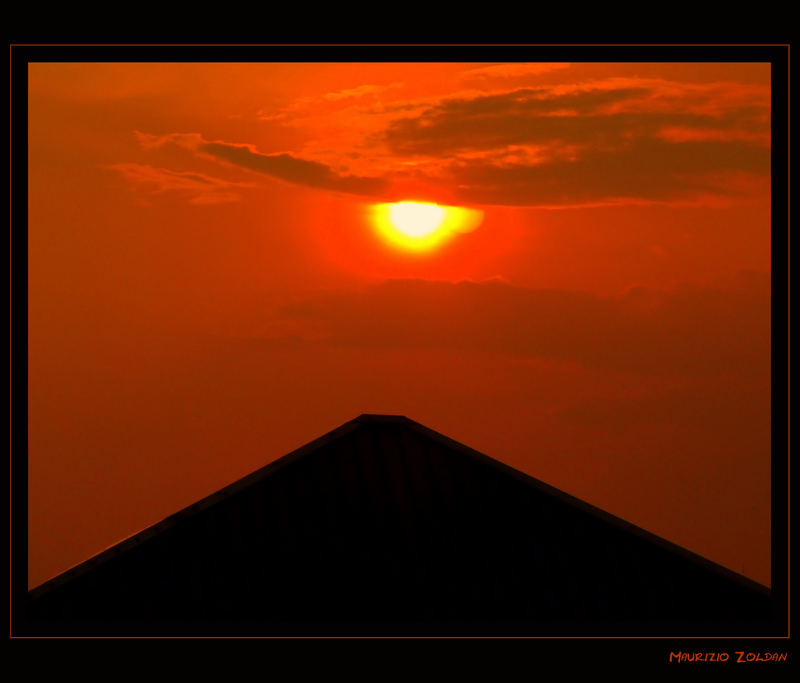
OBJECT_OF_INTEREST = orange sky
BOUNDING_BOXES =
[27,61,772,589]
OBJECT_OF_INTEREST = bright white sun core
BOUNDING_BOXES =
[369,201,484,252]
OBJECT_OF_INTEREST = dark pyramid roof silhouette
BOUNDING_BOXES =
[24,414,774,636]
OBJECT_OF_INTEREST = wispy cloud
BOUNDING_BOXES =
[460,63,572,81]
[107,163,253,204]
[259,82,405,122]
[323,82,405,101]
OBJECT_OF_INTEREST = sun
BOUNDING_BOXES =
[388,202,446,238]
[370,201,484,252]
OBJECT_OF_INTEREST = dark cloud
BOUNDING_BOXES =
[384,87,658,153]
[383,85,769,155]
[377,83,770,206]
[199,142,388,197]
[263,273,770,376]
[447,138,771,206]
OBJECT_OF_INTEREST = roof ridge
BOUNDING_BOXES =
[402,418,771,597]
[27,415,366,601]
[28,413,770,603]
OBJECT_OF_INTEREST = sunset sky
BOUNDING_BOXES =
[27,61,772,589]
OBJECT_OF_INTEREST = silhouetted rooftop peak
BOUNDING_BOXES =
[25,413,773,637]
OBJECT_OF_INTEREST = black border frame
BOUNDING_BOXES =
[9,44,791,663]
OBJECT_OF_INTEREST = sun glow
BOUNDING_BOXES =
[370,201,484,252]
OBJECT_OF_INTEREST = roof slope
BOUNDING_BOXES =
[24,414,774,636]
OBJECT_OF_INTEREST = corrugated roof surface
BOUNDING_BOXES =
[24,414,773,636]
